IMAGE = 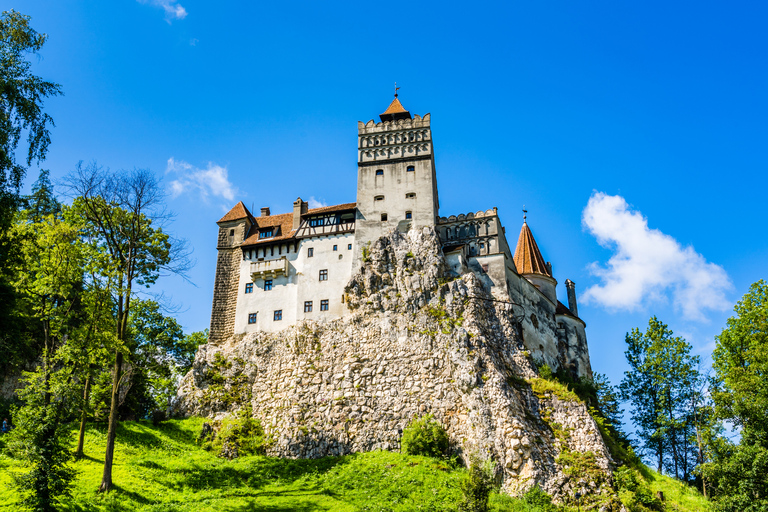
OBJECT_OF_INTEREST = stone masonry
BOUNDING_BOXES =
[178,227,617,505]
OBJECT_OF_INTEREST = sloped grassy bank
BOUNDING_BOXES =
[0,416,711,512]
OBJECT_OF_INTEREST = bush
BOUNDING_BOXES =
[203,408,269,459]
[522,485,558,511]
[459,457,495,512]
[401,414,449,458]
[615,466,663,511]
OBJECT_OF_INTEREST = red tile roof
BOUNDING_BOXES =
[513,221,552,277]
[239,202,356,247]
[217,201,253,223]
[381,97,408,116]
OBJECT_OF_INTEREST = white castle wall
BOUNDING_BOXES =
[234,233,355,333]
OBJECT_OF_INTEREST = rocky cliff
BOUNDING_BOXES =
[177,227,617,505]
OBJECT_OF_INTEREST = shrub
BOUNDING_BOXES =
[205,408,269,459]
[458,457,495,512]
[401,414,449,458]
[522,485,558,511]
[150,409,167,426]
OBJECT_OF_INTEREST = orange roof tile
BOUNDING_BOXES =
[381,97,408,116]
[513,221,552,277]
[240,202,356,247]
[218,201,253,223]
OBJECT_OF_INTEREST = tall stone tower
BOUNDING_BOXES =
[354,96,439,256]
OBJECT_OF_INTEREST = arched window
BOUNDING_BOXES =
[374,195,384,202]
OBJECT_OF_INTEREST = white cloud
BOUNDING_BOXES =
[581,192,732,321]
[138,0,187,22]
[308,197,327,209]
[166,158,237,203]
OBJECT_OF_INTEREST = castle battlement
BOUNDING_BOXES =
[357,113,431,133]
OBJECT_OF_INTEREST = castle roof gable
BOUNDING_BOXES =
[513,220,552,277]
[218,201,253,224]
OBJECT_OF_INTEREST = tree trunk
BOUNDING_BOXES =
[75,374,91,458]
[98,350,122,493]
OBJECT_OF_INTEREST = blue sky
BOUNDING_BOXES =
[10,1,768,395]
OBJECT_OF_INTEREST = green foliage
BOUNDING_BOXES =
[202,352,251,409]
[620,316,702,479]
[459,457,496,512]
[615,466,664,511]
[401,414,450,458]
[521,485,558,512]
[6,367,77,512]
[205,408,269,459]
[0,9,62,228]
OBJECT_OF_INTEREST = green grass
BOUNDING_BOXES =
[0,418,713,511]
[0,418,544,511]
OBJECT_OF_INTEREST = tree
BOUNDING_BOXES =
[702,280,768,510]
[620,317,702,479]
[63,162,191,492]
[0,10,61,374]
[7,208,86,511]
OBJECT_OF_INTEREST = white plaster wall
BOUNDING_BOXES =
[234,233,355,334]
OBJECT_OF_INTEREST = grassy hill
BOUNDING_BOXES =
[0,417,710,511]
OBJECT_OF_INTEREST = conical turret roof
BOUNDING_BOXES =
[513,220,552,277]
[380,96,412,122]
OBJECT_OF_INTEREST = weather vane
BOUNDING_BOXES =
[522,206,527,222]
[394,82,400,98]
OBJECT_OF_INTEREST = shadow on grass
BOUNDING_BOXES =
[169,455,353,492]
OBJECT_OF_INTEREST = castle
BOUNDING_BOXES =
[209,96,591,378]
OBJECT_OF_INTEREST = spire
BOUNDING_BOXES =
[380,86,412,122]
[513,219,552,277]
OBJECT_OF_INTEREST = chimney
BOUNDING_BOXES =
[260,207,271,217]
[293,197,307,230]
[565,279,578,317]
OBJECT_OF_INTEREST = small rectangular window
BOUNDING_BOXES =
[273,310,282,321]
[407,165,415,172]
[304,301,313,313]
[406,193,416,199]
[375,169,384,176]
[308,247,314,257]
[245,283,253,294]
[480,243,485,249]
[405,211,412,220]
[319,269,328,281]
[264,279,273,291]
[333,245,338,251]
[381,213,388,221]
[320,299,329,311]
[259,230,273,239]
[348,244,352,250]
[248,313,258,324]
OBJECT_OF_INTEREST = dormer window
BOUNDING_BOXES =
[375,169,384,176]
[259,229,273,239]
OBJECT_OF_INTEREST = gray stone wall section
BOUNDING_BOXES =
[209,220,249,344]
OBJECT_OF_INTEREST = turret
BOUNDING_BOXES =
[512,217,557,304]
[565,279,578,317]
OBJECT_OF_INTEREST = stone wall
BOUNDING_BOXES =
[179,227,616,503]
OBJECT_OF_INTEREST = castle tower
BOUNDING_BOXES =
[513,218,558,304]
[210,201,253,344]
[354,96,439,254]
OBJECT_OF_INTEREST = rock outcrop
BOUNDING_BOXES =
[177,227,617,504]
